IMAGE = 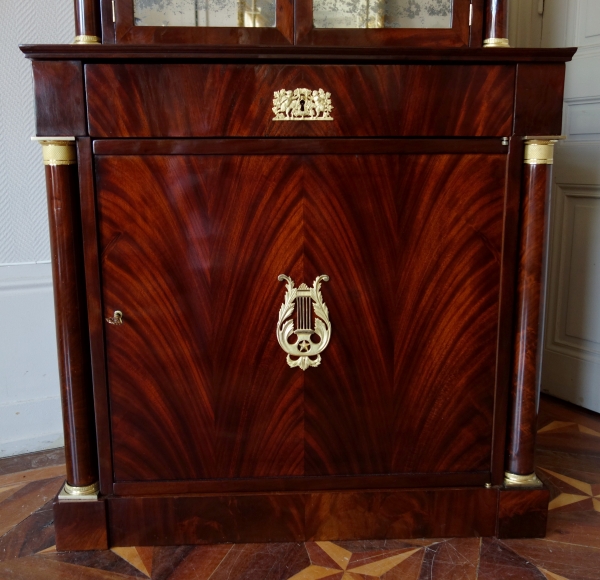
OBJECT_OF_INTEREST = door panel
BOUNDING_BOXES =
[96,152,506,483]
[98,155,305,481]
[392,155,505,473]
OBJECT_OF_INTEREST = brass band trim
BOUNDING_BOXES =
[64,481,100,496]
[483,38,510,48]
[73,35,101,44]
[524,137,563,165]
[33,138,77,166]
[504,472,543,488]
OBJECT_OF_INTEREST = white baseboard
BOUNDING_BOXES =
[0,263,64,459]
[0,432,64,458]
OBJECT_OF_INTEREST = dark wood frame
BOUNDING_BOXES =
[295,0,473,47]
[110,0,294,45]
[103,0,477,47]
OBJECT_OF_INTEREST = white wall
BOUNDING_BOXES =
[539,0,600,412]
[0,0,73,456]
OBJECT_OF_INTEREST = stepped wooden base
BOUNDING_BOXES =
[53,496,108,551]
[53,485,549,550]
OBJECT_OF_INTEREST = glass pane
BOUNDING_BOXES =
[313,0,452,29]
[134,0,276,27]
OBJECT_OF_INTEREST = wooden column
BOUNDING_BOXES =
[505,138,560,487]
[37,138,99,498]
[73,0,101,44]
[484,0,509,47]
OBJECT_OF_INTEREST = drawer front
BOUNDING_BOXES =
[86,64,515,138]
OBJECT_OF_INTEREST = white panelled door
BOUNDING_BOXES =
[541,0,600,412]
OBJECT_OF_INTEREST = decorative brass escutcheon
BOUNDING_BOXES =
[106,310,123,325]
[272,89,334,121]
[277,275,331,370]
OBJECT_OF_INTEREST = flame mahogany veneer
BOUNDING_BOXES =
[24,44,575,550]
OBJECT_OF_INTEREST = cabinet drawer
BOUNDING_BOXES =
[86,64,514,138]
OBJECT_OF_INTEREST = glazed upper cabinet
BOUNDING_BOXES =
[107,0,485,46]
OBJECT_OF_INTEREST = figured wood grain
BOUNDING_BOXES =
[108,494,306,545]
[53,498,108,551]
[45,162,97,488]
[96,150,509,483]
[106,488,499,546]
[391,155,506,474]
[97,155,304,481]
[507,163,551,475]
[305,488,499,540]
[85,64,515,138]
[497,488,549,538]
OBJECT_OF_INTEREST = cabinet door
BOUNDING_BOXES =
[110,0,293,44]
[96,150,506,485]
[296,0,473,47]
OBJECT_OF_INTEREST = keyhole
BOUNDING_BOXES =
[300,99,305,111]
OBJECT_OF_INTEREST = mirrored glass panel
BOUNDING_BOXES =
[134,0,276,27]
[313,0,452,29]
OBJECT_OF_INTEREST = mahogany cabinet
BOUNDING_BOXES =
[22,0,575,550]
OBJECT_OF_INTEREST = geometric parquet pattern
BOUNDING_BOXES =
[1,395,600,579]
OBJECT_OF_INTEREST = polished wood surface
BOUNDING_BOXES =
[92,138,508,156]
[53,497,107,551]
[490,137,524,486]
[74,0,101,40]
[32,61,86,136]
[507,163,552,476]
[113,472,489,495]
[94,149,507,484]
[470,0,485,48]
[295,0,472,47]
[45,163,98,489]
[21,45,577,62]
[485,0,508,42]
[78,139,114,495]
[514,64,567,136]
[497,488,550,538]
[108,488,499,545]
[86,63,514,138]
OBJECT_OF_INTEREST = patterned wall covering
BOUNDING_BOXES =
[0,0,73,265]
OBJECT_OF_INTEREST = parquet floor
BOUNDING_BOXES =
[1,395,599,579]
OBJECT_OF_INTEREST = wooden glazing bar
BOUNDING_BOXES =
[484,0,509,47]
[73,0,101,44]
[505,138,559,487]
[38,138,99,497]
